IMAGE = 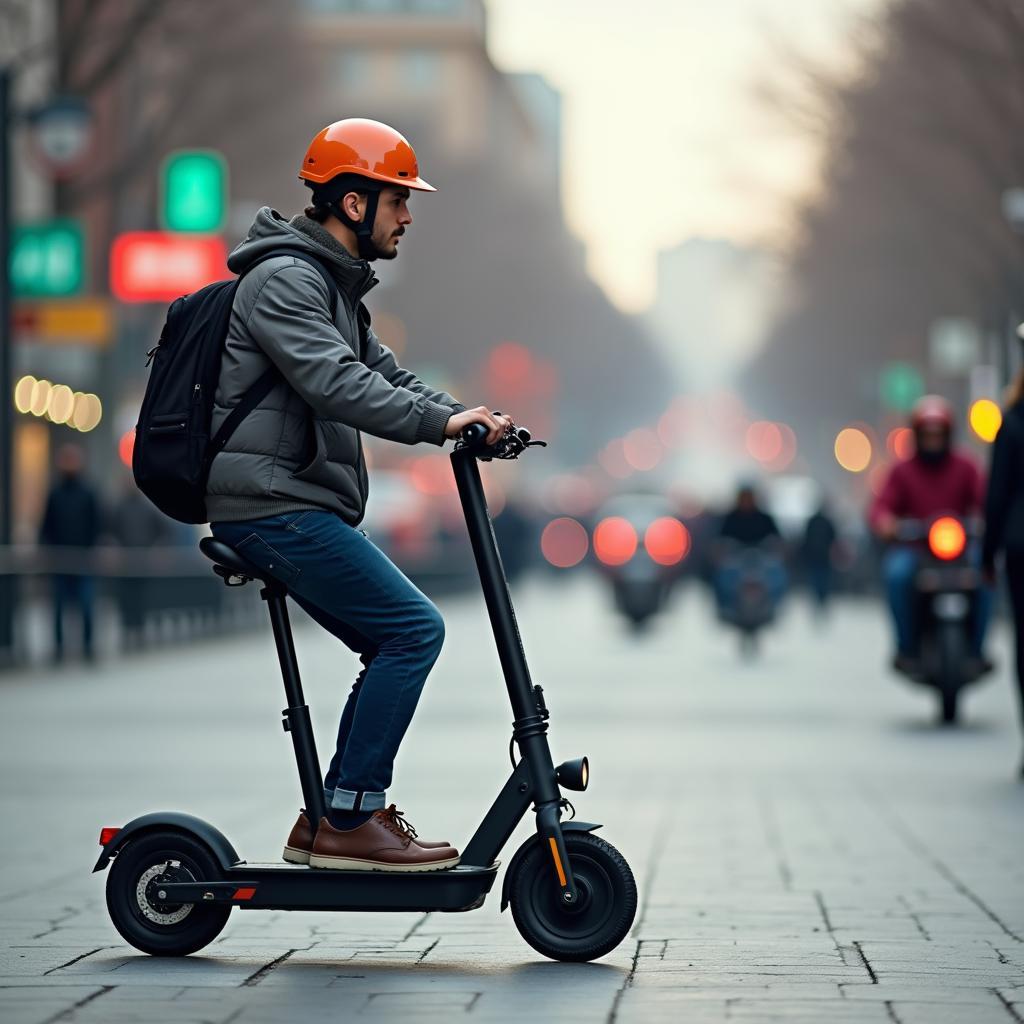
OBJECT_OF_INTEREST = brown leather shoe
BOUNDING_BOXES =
[284,808,451,864]
[283,811,315,864]
[309,807,460,872]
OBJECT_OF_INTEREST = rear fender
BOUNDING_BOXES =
[92,812,239,873]
[499,821,601,912]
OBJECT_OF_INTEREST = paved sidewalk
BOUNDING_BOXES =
[2,577,1024,1022]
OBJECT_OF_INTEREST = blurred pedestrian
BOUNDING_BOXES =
[39,444,101,662]
[801,499,837,617]
[982,371,1024,775]
[870,396,990,675]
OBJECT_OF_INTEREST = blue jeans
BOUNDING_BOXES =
[211,510,445,814]
[882,545,991,657]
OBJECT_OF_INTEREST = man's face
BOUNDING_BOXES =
[347,186,412,261]
[916,422,950,456]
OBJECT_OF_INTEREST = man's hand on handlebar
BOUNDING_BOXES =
[445,406,514,446]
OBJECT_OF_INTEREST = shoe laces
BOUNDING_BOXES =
[379,804,418,843]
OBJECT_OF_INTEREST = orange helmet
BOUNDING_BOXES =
[299,118,435,192]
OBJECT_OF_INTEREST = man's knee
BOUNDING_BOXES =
[414,600,445,657]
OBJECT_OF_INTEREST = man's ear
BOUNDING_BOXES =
[342,191,365,223]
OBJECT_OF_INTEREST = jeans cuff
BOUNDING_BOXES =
[331,788,386,812]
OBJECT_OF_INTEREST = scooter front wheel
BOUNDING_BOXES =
[106,831,231,956]
[508,831,637,962]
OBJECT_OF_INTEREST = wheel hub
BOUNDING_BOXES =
[137,861,195,925]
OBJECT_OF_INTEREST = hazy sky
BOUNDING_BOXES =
[484,0,887,313]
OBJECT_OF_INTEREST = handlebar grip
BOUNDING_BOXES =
[461,422,490,444]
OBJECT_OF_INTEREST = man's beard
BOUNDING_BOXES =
[917,448,950,466]
[364,229,403,262]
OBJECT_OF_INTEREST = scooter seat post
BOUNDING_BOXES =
[262,584,327,828]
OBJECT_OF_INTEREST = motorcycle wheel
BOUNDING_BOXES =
[937,622,964,725]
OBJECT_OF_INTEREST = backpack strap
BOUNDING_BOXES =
[206,248,342,470]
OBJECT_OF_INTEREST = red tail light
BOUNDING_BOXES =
[593,517,638,566]
[644,517,691,566]
[99,827,121,846]
[928,517,966,561]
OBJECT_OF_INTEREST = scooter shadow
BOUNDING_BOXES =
[886,716,1000,735]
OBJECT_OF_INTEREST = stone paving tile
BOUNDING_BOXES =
[4,588,1024,1022]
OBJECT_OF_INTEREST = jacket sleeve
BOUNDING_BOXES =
[982,420,1015,569]
[363,325,466,413]
[243,262,453,446]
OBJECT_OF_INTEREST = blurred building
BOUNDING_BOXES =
[5,0,672,545]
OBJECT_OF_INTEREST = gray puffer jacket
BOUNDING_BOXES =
[206,208,464,526]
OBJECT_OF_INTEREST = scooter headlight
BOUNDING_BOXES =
[556,756,589,792]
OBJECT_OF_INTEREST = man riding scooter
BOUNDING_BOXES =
[869,395,992,678]
[207,118,514,871]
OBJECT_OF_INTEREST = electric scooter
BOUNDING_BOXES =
[93,423,638,963]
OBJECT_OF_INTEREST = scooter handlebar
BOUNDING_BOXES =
[457,422,546,460]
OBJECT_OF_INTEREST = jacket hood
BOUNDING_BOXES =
[227,206,376,299]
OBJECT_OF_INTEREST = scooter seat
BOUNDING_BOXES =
[199,537,276,586]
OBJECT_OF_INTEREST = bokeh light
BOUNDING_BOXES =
[118,428,136,468]
[886,427,914,460]
[622,428,661,471]
[644,517,690,566]
[540,517,589,568]
[834,427,872,473]
[969,399,1002,443]
[593,516,637,566]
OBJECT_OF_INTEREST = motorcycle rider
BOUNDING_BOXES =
[869,395,990,676]
[713,483,787,616]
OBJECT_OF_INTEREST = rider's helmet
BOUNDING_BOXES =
[910,395,954,462]
[299,118,435,260]
[910,395,954,432]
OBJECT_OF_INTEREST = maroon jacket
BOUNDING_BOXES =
[869,451,985,533]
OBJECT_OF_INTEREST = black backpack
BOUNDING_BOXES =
[133,248,340,524]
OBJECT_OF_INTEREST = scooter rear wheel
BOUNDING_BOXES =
[508,831,637,962]
[106,831,231,956]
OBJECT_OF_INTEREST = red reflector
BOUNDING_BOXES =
[99,827,120,846]
[233,887,257,901]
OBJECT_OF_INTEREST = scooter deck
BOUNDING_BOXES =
[159,861,501,913]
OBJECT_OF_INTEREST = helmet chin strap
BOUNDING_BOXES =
[329,190,381,261]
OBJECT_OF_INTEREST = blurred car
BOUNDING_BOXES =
[361,469,473,587]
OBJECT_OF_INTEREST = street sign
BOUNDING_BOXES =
[13,298,113,347]
[109,232,228,303]
[27,96,92,178]
[161,150,228,233]
[10,220,84,297]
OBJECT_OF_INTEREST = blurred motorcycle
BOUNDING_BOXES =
[891,517,989,724]
[591,494,690,632]
[712,539,786,656]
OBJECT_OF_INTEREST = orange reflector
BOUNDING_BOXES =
[547,837,567,887]
[99,827,120,846]
[928,517,966,561]
[232,887,257,901]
